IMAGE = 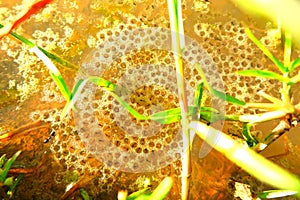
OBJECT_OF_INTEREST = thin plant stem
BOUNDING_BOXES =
[167,0,190,199]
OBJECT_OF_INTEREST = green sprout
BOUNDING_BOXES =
[79,188,90,200]
[0,151,22,198]
[235,28,300,151]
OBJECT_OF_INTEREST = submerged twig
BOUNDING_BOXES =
[0,120,50,142]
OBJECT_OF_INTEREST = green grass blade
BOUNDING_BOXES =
[0,154,6,168]
[190,121,300,194]
[237,70,287,82]
[110,92,149,121]
[290,58,300,71]
[284,31,292,69]
[134,194,151,200]
[210,88,246,106]
[3,177,14,186]
[194,82,204,108]
[0,151,21,182]
[0,24,34,47]
[148,177,173,200]
[38,48,79,70]
[199,111,218,122]
[51,74,71,101]
[150,106,200,124]
[194,63,210,90]
[191,82,204,119]
[195,63,245,106]
[0,24,78,70]
[200,106,219,113]
[224,114,240,121]
[61,79,88,119]
[150,107,182,124]
[88,76,148,120]
[127,188,150,200]
[150,105,226,124]
[199,109,240,122]
[242,123,259,147]
[30,46,71,101]
[88,76,116,92]
[245,28,286,73]
[258,190,297,199]
[200,111,224,122]
[79,188,90,200]
[8,174,23,197]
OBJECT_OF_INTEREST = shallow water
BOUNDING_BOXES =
[0,0,300,199]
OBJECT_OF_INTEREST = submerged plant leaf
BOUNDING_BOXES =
[195,63,245,106]
[242,123,259,147]
[245,28,286,73]
[88,76,116,91]
[150,106,220,124]
[258,189,297,199]
[210,88,246,106]
[0,151,21,182]
[3,177,13,186]
[0,24,78,70]
[191,82,204,119]
[127,188,150,200]
[30,46,71,101]
[79,188,90,200]
[194,82,204,107]
[237,70,286,82]
[290,58,300,71]
[110,92,149,121]
[200,110,225,122]
[51,74,71,101]
[61,79,88,119]
[150,107,182,124]
[284,31,292,69]
[0,154,6,168]
[134,194,151,200]
[8,174,23,197]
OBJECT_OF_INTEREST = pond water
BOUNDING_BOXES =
[0,0,300,199]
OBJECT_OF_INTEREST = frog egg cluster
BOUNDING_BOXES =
[21,2,285,197]
[194,16,282,115]
[74,26,224,173]
[30,109,117,187]
[32,28,60,51]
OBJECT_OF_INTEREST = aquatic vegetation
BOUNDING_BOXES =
[0,151,22,198]
[235,28,300,152]
[1,0,300,199]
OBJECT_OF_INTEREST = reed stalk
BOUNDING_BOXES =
[167,0,191,199]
